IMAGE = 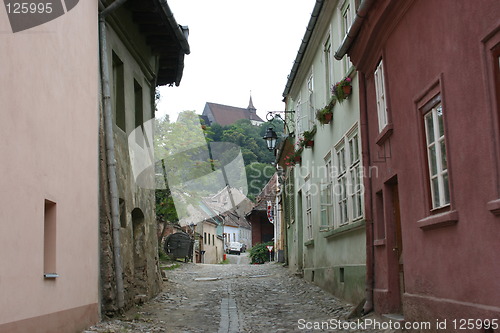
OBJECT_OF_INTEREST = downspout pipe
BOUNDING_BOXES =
[99,0,129,310]
[334,0,374,60]
[359,73,374,315]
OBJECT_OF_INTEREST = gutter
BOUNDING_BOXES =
[334,0,374,60]
[157,0,190,55]
[282,0,324,98]
[99,0,129,310]
[157,0,190,86]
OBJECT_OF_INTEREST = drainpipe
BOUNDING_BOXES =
[334,0,374,60]
[98,0,129,310]
[359,73,374,314]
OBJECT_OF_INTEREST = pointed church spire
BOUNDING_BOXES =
[247,91,256,112]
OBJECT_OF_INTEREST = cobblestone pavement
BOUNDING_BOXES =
[84,256,399,333]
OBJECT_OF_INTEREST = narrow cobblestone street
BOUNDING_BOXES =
[84,255,395,333]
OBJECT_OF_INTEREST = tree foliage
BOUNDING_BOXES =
[155,113,285,232]
[204,118,284,200]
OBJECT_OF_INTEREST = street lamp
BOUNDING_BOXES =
[262,111,294,151]
[263,127,278,151]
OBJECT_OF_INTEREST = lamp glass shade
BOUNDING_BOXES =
[263,127,278,150]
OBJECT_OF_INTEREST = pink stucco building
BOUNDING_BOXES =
[0,2,100,332]
[338,0,500,328]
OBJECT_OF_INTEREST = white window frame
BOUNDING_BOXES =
[348,132,362,219]
[374,60,389,131]
[424,102,450,209]
[340,0,358,74]
[307,71,315,130]
[295,97,305,137]
[320,152,334,228]
[335,143,349,226]
[324,35,332,101]
[334,125,363,227]
[305,184,313,240]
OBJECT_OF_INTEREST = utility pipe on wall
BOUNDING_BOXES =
[359,73,374,315]
[98,0,129,310]
[334,0,374,60]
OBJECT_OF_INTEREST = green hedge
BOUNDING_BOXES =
[249,241,273,264]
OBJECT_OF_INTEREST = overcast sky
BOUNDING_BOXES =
[156,0,317,122]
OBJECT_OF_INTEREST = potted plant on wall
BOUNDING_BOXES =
[332,77,352,103]
[283,150,302,167]
[300,125,317,148]
[316,99,335,125]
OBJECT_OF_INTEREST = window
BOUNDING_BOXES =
[424,102,450,209]
[297,190,303,236]
[307,72,315,129]
[112,52,125,131]
[295,97,304,136]
[340,0,358,74]
[134,79,144,147]
[341,2,352,37]
[349,133,362,219]
[285,170,295,226]
[212,234,215,245]
[204,232,207,245]
[375,191,385,240]
[119,198,126,228]
[44,200,57,277]
[306,189,313,240]
[320,153,333,227]
[324,36,332,100]
[336,144,349,225]
[374,60,389,131]
[334,126,363,226]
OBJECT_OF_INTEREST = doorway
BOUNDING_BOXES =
[389,182,404,313]
[132,208,146,294]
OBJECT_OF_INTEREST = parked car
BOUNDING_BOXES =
[227,242,242,255]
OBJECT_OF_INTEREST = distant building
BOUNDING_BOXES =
[196,219,224,264]
[206,186,253,250]
[247,175,277,248]
[202,97,264,126]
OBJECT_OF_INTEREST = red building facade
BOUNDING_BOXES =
[339,0,500,327]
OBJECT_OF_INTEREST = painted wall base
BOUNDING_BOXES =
[0,303,99,333]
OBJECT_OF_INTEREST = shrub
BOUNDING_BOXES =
[249,241,273,264]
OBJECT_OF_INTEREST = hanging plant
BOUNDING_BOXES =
[298,125,317,149]
[283,149,302,167]
[332,77,352,104]
[316,107,333,124]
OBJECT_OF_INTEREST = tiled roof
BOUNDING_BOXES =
[204,102,263,126]
[252,174,277,211]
